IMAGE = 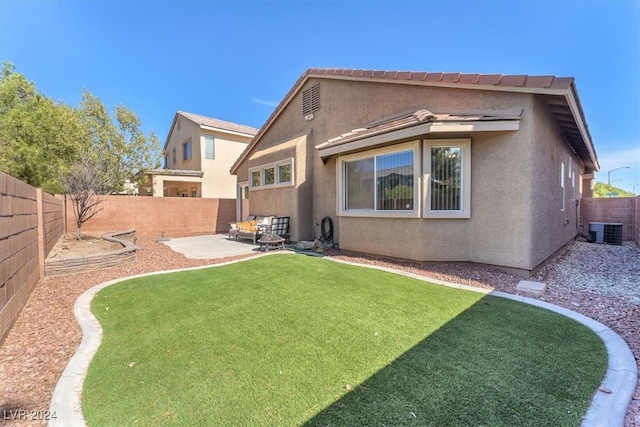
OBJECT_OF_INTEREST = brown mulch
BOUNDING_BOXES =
[1,237,638,426]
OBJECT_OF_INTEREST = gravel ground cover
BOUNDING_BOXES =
[0,236,638,426]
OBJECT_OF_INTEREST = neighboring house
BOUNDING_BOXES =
[231,68,599,276]
[137,111,258,198]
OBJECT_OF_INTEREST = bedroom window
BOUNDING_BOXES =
[424,139,471,218]
[249,159,294,190]
[205,135,215,159]
[339,141,419,217]
[183,139,192,161]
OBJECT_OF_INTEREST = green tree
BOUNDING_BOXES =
[593,182,635,198]
[78,90,160,192]
[0,62,161,194]
[0,62,83,193]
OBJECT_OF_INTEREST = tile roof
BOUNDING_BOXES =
[317,109,522,150]
[137,169,204,178]
[177,111,259,136]
[231,68,598,174]
[305,68,575,90]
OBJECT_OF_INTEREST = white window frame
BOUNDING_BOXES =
[182,138,192,162]
[337,141,420,218]
[250,170,261,188]
[560,162,566,211]
[249,158,295,190]
[204,134,215,160]
[423,139,471,219]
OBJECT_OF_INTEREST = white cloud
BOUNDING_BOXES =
[251,97,279,107]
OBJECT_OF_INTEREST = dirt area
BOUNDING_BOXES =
[47,234,122,259]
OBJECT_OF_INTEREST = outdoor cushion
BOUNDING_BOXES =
[237,220,257,232]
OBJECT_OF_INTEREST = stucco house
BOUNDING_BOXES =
[137,111,258,198]
[230,68,599,276]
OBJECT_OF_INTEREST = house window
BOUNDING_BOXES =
[424,139,471,218]
[249,159,295,190]
[264,167,275,185]
[251,170,261,187]
[190,188,197,197]
[205,135,215,159]
[164,153,170,168]
[339,141,419,217]
[560,162,565,211]
[302,83,320,117]
[278,163,291,184]
[183,139,192,161]
[172,148,176,165]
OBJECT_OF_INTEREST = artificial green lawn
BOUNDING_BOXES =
[83,254,606,426]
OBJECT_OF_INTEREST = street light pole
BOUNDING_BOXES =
[608,166,630,185]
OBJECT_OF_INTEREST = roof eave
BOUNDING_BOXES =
[316,120,520,161]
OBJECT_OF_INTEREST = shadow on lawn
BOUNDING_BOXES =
[303,294,606,427]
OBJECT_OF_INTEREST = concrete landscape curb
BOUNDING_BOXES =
[49,252,637,426]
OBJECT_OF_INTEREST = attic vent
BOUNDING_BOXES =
[303,83,320,117]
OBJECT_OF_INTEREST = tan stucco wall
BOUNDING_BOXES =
[236,78,587,272]
[200,131,249,199]
[164,117,250,198]
[528,96,585,268]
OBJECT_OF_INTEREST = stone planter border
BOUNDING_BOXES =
[44,230,139,277]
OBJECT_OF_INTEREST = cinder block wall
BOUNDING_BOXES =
[60,195,237,238]
[580,197,637,242]
[0,173,64,344]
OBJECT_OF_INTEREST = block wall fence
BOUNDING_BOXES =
[0,173,65,344]
[1,173,237,344]
[58,195,236,238]
[580,196,639,245]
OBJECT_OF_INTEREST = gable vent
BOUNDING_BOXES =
[303,83,321,117]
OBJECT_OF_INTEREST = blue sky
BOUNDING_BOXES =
[1,0,639,193]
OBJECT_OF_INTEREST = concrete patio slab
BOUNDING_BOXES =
[160,233,260,259]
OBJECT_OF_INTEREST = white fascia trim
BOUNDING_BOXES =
[318,120,518,159]
[313,74,571,96]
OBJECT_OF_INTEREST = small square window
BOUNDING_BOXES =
[264,167,275,185]
[278,163,291,183]
[251,170,261,187]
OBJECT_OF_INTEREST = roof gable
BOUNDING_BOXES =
[231,68,598,173]
[164,111,259,150]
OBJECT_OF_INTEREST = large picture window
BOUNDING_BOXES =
[339,141,419,217]
[424,139,471,218]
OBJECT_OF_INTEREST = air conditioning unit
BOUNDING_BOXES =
[589,222,623,245]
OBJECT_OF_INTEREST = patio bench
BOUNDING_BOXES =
[230,215,290,245]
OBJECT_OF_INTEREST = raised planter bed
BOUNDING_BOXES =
[44,230,140,276]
